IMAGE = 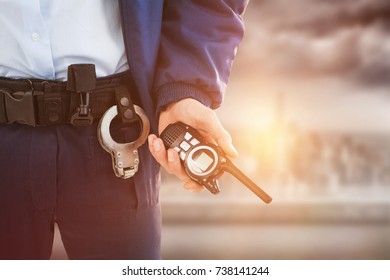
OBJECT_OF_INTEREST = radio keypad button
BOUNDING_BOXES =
[184,132,192,141]
[180,141,191,151]
[190,138,200,146]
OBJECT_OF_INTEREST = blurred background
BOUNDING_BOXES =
[51,0,390,260]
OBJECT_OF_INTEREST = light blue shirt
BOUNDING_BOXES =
[0,0,129,81]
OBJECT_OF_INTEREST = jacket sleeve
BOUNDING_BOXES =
[153,0,248,115]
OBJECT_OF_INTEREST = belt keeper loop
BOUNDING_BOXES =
[42,92,63,125]
[68,64,96,126]
[115,85,139,124]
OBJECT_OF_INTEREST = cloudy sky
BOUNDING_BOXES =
[220,0,390,132]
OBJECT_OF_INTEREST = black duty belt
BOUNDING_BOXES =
[0,64,140,126]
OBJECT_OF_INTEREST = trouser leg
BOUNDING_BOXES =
[0,122,161,260]
[0,124,57,260]
[55,124,161,260]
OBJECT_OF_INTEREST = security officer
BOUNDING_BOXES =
[0,0,246,259]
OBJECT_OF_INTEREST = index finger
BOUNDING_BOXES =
[192,111,238,158]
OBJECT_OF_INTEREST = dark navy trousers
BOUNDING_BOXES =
[0,122,161,259]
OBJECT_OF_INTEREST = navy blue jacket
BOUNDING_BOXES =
[118,0,248,207]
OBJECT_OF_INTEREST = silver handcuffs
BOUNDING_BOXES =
[97,105,150,179]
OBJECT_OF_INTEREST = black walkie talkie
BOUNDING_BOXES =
[160,122,272,204]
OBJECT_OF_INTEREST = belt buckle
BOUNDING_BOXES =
[3,90,39,126]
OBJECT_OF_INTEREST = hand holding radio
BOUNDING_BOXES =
[150,98,238,192]
[149,98,271,203]
[157,98,238,158]
[160,122,272,204]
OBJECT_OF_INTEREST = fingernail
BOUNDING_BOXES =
[229,144,239,158]
[148,135,153,147]
[232,145,239,156]
[153,139,161,152]
[168,149,175,162]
